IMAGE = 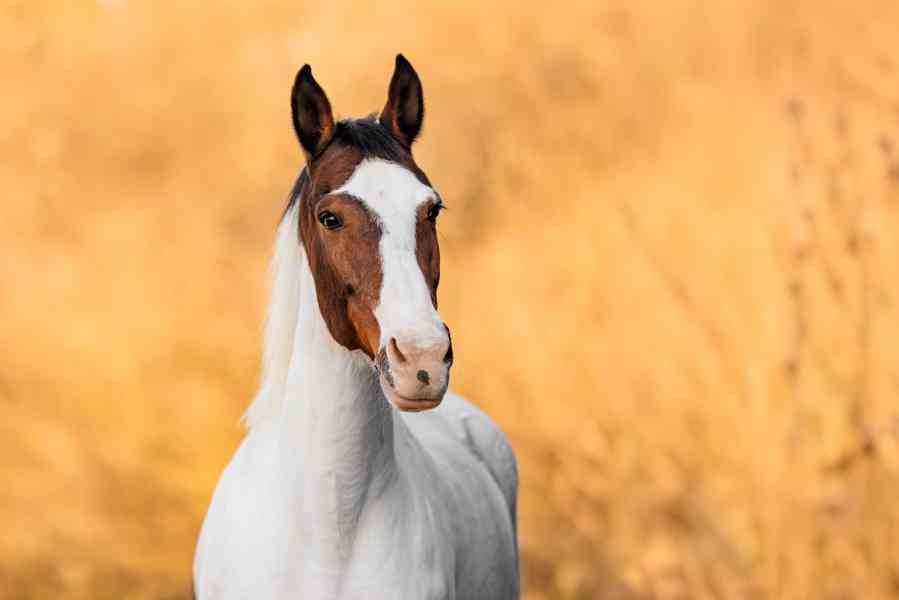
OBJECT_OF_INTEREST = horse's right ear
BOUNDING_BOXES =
[291,65,335,161]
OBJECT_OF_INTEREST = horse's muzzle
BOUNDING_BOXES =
[376,332,452,411]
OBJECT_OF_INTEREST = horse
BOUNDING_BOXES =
[192,55,520,600]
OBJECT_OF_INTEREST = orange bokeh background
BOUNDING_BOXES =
[3,1,899,598]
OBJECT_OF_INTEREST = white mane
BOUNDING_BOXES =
[241,201,301,428]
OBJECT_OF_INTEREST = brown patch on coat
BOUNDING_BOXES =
[297,144,382,358]
[294,132,442,359]
[288,56,437,359]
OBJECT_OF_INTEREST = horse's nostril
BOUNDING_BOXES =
[389,337,407,364]
[443,342,453,366]
[376,347,394,388]
[416,369,430,385]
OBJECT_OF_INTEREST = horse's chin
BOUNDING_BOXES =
[379,378,445,412]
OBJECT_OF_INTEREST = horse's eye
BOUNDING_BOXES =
[318,211,342,230]
[426,204,443,223]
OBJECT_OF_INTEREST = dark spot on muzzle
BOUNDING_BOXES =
[376,347,395,388]
[416,369,430,385]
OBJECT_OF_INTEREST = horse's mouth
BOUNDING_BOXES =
[379,378,445,412]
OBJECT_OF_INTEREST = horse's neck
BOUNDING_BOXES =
[277,254,397,586]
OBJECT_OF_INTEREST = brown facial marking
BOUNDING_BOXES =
[294,123,440,360]
[289,61,436,361]
[298,147,381,358]
[415,201,441,308]
[295,132,436,359]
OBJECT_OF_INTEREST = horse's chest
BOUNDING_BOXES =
[339,492,455,599]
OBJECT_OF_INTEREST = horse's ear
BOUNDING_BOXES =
[380,54,424,148]
[291,65,335,160]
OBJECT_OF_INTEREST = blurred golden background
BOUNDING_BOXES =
[3,1,899,598]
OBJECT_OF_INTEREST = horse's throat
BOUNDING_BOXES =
[278,262,397,571]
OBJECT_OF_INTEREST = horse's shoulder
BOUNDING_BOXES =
[428,393,520,600]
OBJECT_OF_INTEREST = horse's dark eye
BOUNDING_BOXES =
[318,211,342,230]
[426,204,442,223]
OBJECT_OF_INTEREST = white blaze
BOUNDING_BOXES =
[333,158,445,351]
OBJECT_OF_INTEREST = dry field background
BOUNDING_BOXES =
[3,1,899,598]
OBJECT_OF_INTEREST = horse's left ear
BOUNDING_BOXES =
[380,54,424,148]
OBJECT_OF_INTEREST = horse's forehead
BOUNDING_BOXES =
[333,159,434,225]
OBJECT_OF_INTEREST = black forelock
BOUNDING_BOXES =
[283,116,409,216]
[331,116,408,162]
